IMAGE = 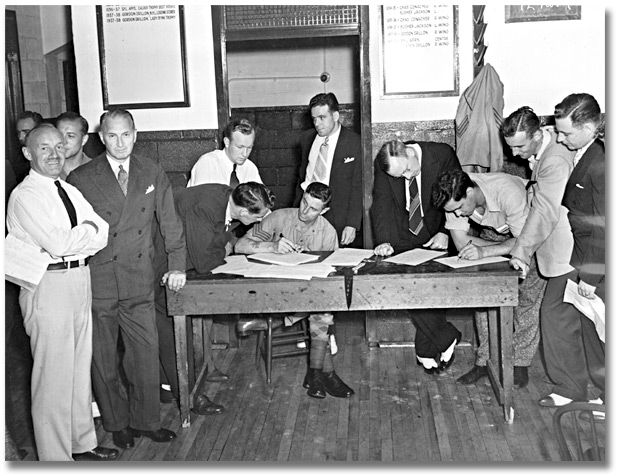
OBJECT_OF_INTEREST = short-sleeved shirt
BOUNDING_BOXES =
[246,208,339,252]
[445,173,529,237]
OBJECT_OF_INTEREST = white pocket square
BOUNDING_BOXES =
[576,183,584,189]
[344,157,355,163]
[145,184,155,194]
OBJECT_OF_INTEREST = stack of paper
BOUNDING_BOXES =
[434,255,508,269]
[321,248,375,266]
[210,255,335,280]
[383,248,446,266]
[249,252,319,266]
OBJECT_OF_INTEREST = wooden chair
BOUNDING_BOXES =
[255,315,311,384]
[553,402,605,461]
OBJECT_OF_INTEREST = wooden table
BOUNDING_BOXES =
[167,257,520,427]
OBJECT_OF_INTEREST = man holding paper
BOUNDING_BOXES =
[6,125,116,461]
[235,182,354,399]
[432,169,545,388]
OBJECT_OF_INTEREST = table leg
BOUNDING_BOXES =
[174,315,191,427]
[500,305,514,424]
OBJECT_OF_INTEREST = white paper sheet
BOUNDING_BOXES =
[321,248,375,266]
[383,248,446,267]
[4,232,52,291]
[249,252,320,266]
[563,279,605,343]
[434,255,509,269]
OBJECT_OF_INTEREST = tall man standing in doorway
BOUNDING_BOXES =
[295,92,363,248]
[67,108,187,450]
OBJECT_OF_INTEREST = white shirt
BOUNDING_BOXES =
[405,143,425,218]
[301,123,342,190]
[6,170,109,264]
[573,138,595,167]
[187,149,263,187]
[528,126,552,170]
[107,155,130,177]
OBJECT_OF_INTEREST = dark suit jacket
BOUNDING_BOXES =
[67,153,186,300]
[174,184,235,274]
[562,139,605,299]
[370,141,462,253]
[295,125,362,238]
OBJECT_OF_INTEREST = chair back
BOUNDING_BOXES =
[552,402,605,461]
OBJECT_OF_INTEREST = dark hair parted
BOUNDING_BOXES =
[100,108,135,130]
[232,182,275,214]
[501,106,540,139]
[223,118,255,140]
[17,110,43,125]
[554,93,604,138]
[431,169,475,209]
[376,139,409,173]
[56,111,89,136]
[305,181,333,207]
[309,92,339,113]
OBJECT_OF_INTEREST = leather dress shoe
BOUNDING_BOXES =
[112,427,134,449]
[323,371,355,398]
[72,446,119,461]
[160,387,175,404]
[513,366,529,388]
[129,427,176,442]
[306,368,326,398]
[192,394,225,415]
[206,368,229,382]
[537,393,572,408]
[438,353,455,371]
[416,357,440,375]
[456,365,488,384]
[579,409,605,423]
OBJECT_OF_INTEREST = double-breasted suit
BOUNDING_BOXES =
[370,140,462,358]
[68,153,185,431]
[295,126,363,243]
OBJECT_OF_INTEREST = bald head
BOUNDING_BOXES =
[23,125,66,179]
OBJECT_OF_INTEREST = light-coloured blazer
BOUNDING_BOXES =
[510,128,575,277]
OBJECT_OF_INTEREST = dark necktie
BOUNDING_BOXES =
[408,178,423,235]
[230,164,240,188]
[118,164,128,196]
[54,180,77,228]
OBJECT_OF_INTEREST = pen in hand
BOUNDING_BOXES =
[458,240,473,260]
[279,233,300,253]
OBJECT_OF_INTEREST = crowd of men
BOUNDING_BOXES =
[6,91,605,461]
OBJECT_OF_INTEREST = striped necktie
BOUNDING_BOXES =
[311,137,329,183]
[408,178,423,235]
[117,164,128,196]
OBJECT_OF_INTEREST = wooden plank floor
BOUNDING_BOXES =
[6,312,605,462]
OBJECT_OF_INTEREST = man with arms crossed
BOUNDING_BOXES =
[7,124,116,461]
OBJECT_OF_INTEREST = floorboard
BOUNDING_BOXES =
[5,312,606,462]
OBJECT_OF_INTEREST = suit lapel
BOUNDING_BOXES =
[94,155,126,211]
[418,143,435,211]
